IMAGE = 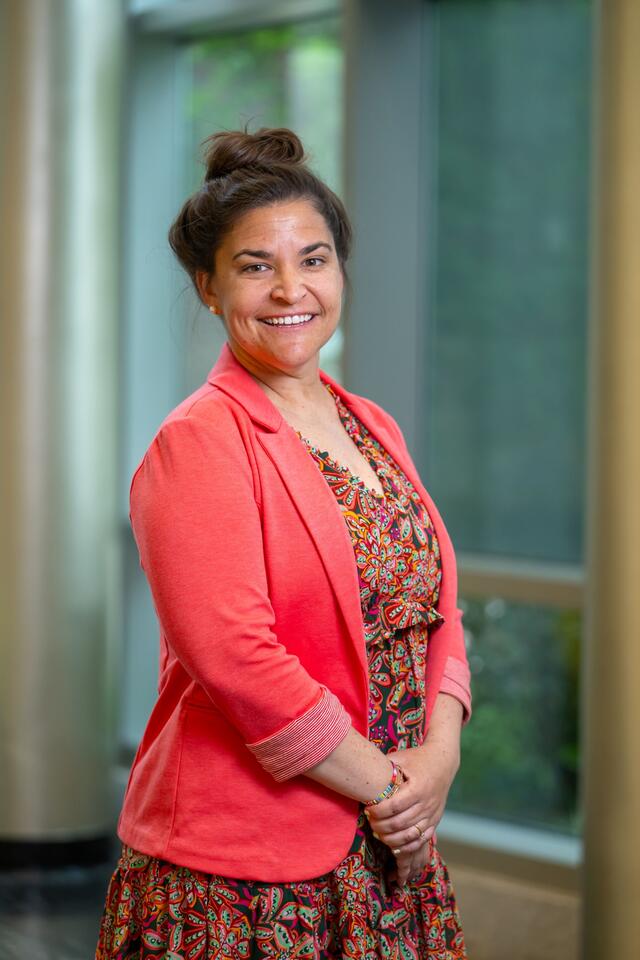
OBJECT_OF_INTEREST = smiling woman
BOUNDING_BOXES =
[96,127,472,959]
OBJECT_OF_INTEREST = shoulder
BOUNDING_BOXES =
[162,381,248,433]
[149,382,254,450]
[129,385,254,496]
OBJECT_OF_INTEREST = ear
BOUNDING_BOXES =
[195,269,219,310]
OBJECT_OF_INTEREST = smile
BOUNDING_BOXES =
[259,313,315,326]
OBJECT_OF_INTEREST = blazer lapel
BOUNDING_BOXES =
[257,427,368,681]
[207,345,369,683]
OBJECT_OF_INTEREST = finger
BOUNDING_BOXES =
[389,854,411,885]
[373,823,435,851]
[367,794,439,823]
[366,784,416,820]
[372,820,434,850]
[378,835,426,855]
[388,836,431,858]
[410,852,431,882]
[366,791,419,820]
[405,852,429,885]
[396,849,425,884]
[366,801,426,832]
[394,838,426,855]
[370,807,442,845]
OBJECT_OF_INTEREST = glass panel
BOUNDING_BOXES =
[448,595,581,834]
[180,20,345,387]
[424,0,592,564]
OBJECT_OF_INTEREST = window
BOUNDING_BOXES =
[450,597,581,833]
[423,0,592,834]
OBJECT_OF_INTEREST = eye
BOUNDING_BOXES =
[241,263,270,273]
[303,257,326,267]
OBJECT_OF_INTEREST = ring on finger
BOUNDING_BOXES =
[412,824,428,842]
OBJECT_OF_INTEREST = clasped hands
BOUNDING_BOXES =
[365,741,459,887]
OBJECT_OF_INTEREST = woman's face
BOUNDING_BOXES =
[198,198,344,381]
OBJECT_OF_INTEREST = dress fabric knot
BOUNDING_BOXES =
[374,595,446,641]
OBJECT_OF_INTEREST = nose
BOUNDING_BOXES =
[270,265,305,304]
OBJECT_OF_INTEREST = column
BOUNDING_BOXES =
[0,0,124,864]
[583,0,640,955]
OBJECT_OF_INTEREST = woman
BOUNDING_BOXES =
[97,127,472,959]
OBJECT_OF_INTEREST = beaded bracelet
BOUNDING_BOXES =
[365,760,405,807]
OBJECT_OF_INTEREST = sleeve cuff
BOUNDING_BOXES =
[246,686,352,781]
[439,655,472,725]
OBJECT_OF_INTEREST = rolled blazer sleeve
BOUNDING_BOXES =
[129,410,351,781]
[440,655,472,723]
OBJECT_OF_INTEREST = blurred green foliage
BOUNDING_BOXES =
[448,596,581,834]
[183,19,342,193]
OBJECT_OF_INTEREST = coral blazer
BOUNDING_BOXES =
[118,342,471,881]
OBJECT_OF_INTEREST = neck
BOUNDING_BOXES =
[227,342,331,417]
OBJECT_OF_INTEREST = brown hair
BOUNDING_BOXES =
[168,127,352,301]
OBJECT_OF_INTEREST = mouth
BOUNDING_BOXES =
[258,313,316,327]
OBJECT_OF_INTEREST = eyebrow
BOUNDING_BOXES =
[232,241,333,261]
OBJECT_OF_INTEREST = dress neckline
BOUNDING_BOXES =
[296,382,387,500]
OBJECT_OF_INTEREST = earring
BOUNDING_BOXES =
[208,305,218,314]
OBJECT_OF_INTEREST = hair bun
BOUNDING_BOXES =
[202,127,306,182]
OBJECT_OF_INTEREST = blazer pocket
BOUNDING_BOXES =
[168,703,274,857]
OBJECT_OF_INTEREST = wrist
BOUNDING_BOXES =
[424,714,462,753]
[418,738,460,777]
[365,759,404,806]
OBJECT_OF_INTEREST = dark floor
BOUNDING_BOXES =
[0,845,119,960]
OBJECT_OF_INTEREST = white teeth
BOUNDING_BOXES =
[260,313,313,326]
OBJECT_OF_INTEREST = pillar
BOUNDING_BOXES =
[0,0,124,864]
[582,0,640,954]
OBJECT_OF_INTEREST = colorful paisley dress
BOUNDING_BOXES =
[96,382,467,959]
